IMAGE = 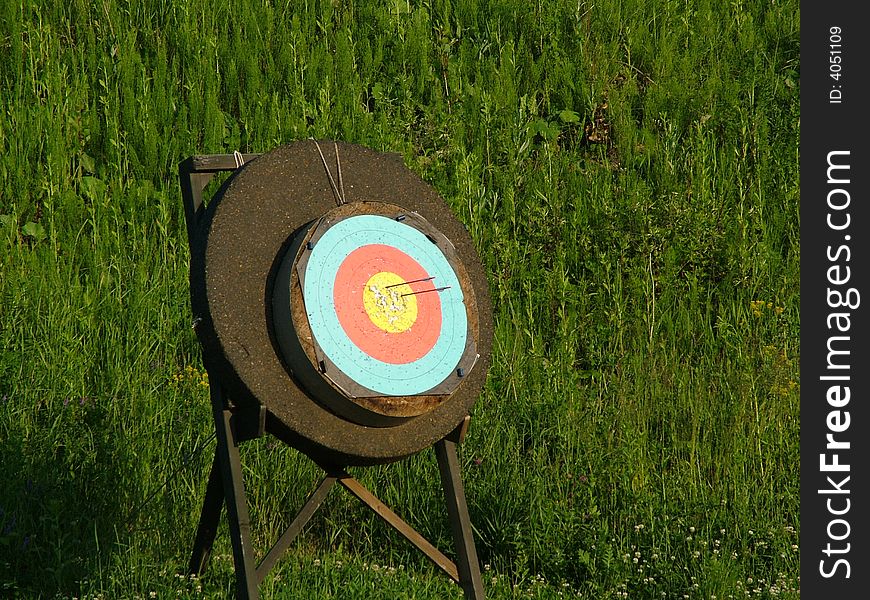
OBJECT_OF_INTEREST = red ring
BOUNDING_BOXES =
[333,244,441,364]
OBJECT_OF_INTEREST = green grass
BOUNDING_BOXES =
[1,0,799,598]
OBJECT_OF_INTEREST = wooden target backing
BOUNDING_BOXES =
[190,141,493,465]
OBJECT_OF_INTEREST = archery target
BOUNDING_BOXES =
[299,214,469,397]
[196,140,493,462]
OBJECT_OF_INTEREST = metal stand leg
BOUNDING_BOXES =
[188,385,259,600]
[255,473,338,581]
[188,454,223,575]
[188,407,485,599]
[435,428,485,599]
[214,403,259,600]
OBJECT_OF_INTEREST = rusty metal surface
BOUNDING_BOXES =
[189,140,493,465]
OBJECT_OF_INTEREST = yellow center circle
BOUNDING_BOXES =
[363,272,418,333]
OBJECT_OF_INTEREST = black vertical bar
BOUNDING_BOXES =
[188,453,224,575]
[434,438,485,600]
[801,2,868,597]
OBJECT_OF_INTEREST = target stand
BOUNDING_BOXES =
[178,142,493,599]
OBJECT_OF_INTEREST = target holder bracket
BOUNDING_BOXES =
[187,381,485,599]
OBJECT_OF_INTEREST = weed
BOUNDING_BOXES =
[0,0,799,598]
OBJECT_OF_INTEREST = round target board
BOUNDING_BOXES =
[190,140,492,465]
[273,204,479,426]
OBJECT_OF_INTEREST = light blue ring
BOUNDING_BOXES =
[303,215,467,395]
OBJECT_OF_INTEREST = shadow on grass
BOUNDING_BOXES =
[0,397,140,597]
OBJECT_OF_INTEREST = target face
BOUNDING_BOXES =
[297,214,472,398]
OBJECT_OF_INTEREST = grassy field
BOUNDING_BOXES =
[0,0,800,598]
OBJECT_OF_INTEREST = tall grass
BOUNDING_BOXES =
[1,0,799,598]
